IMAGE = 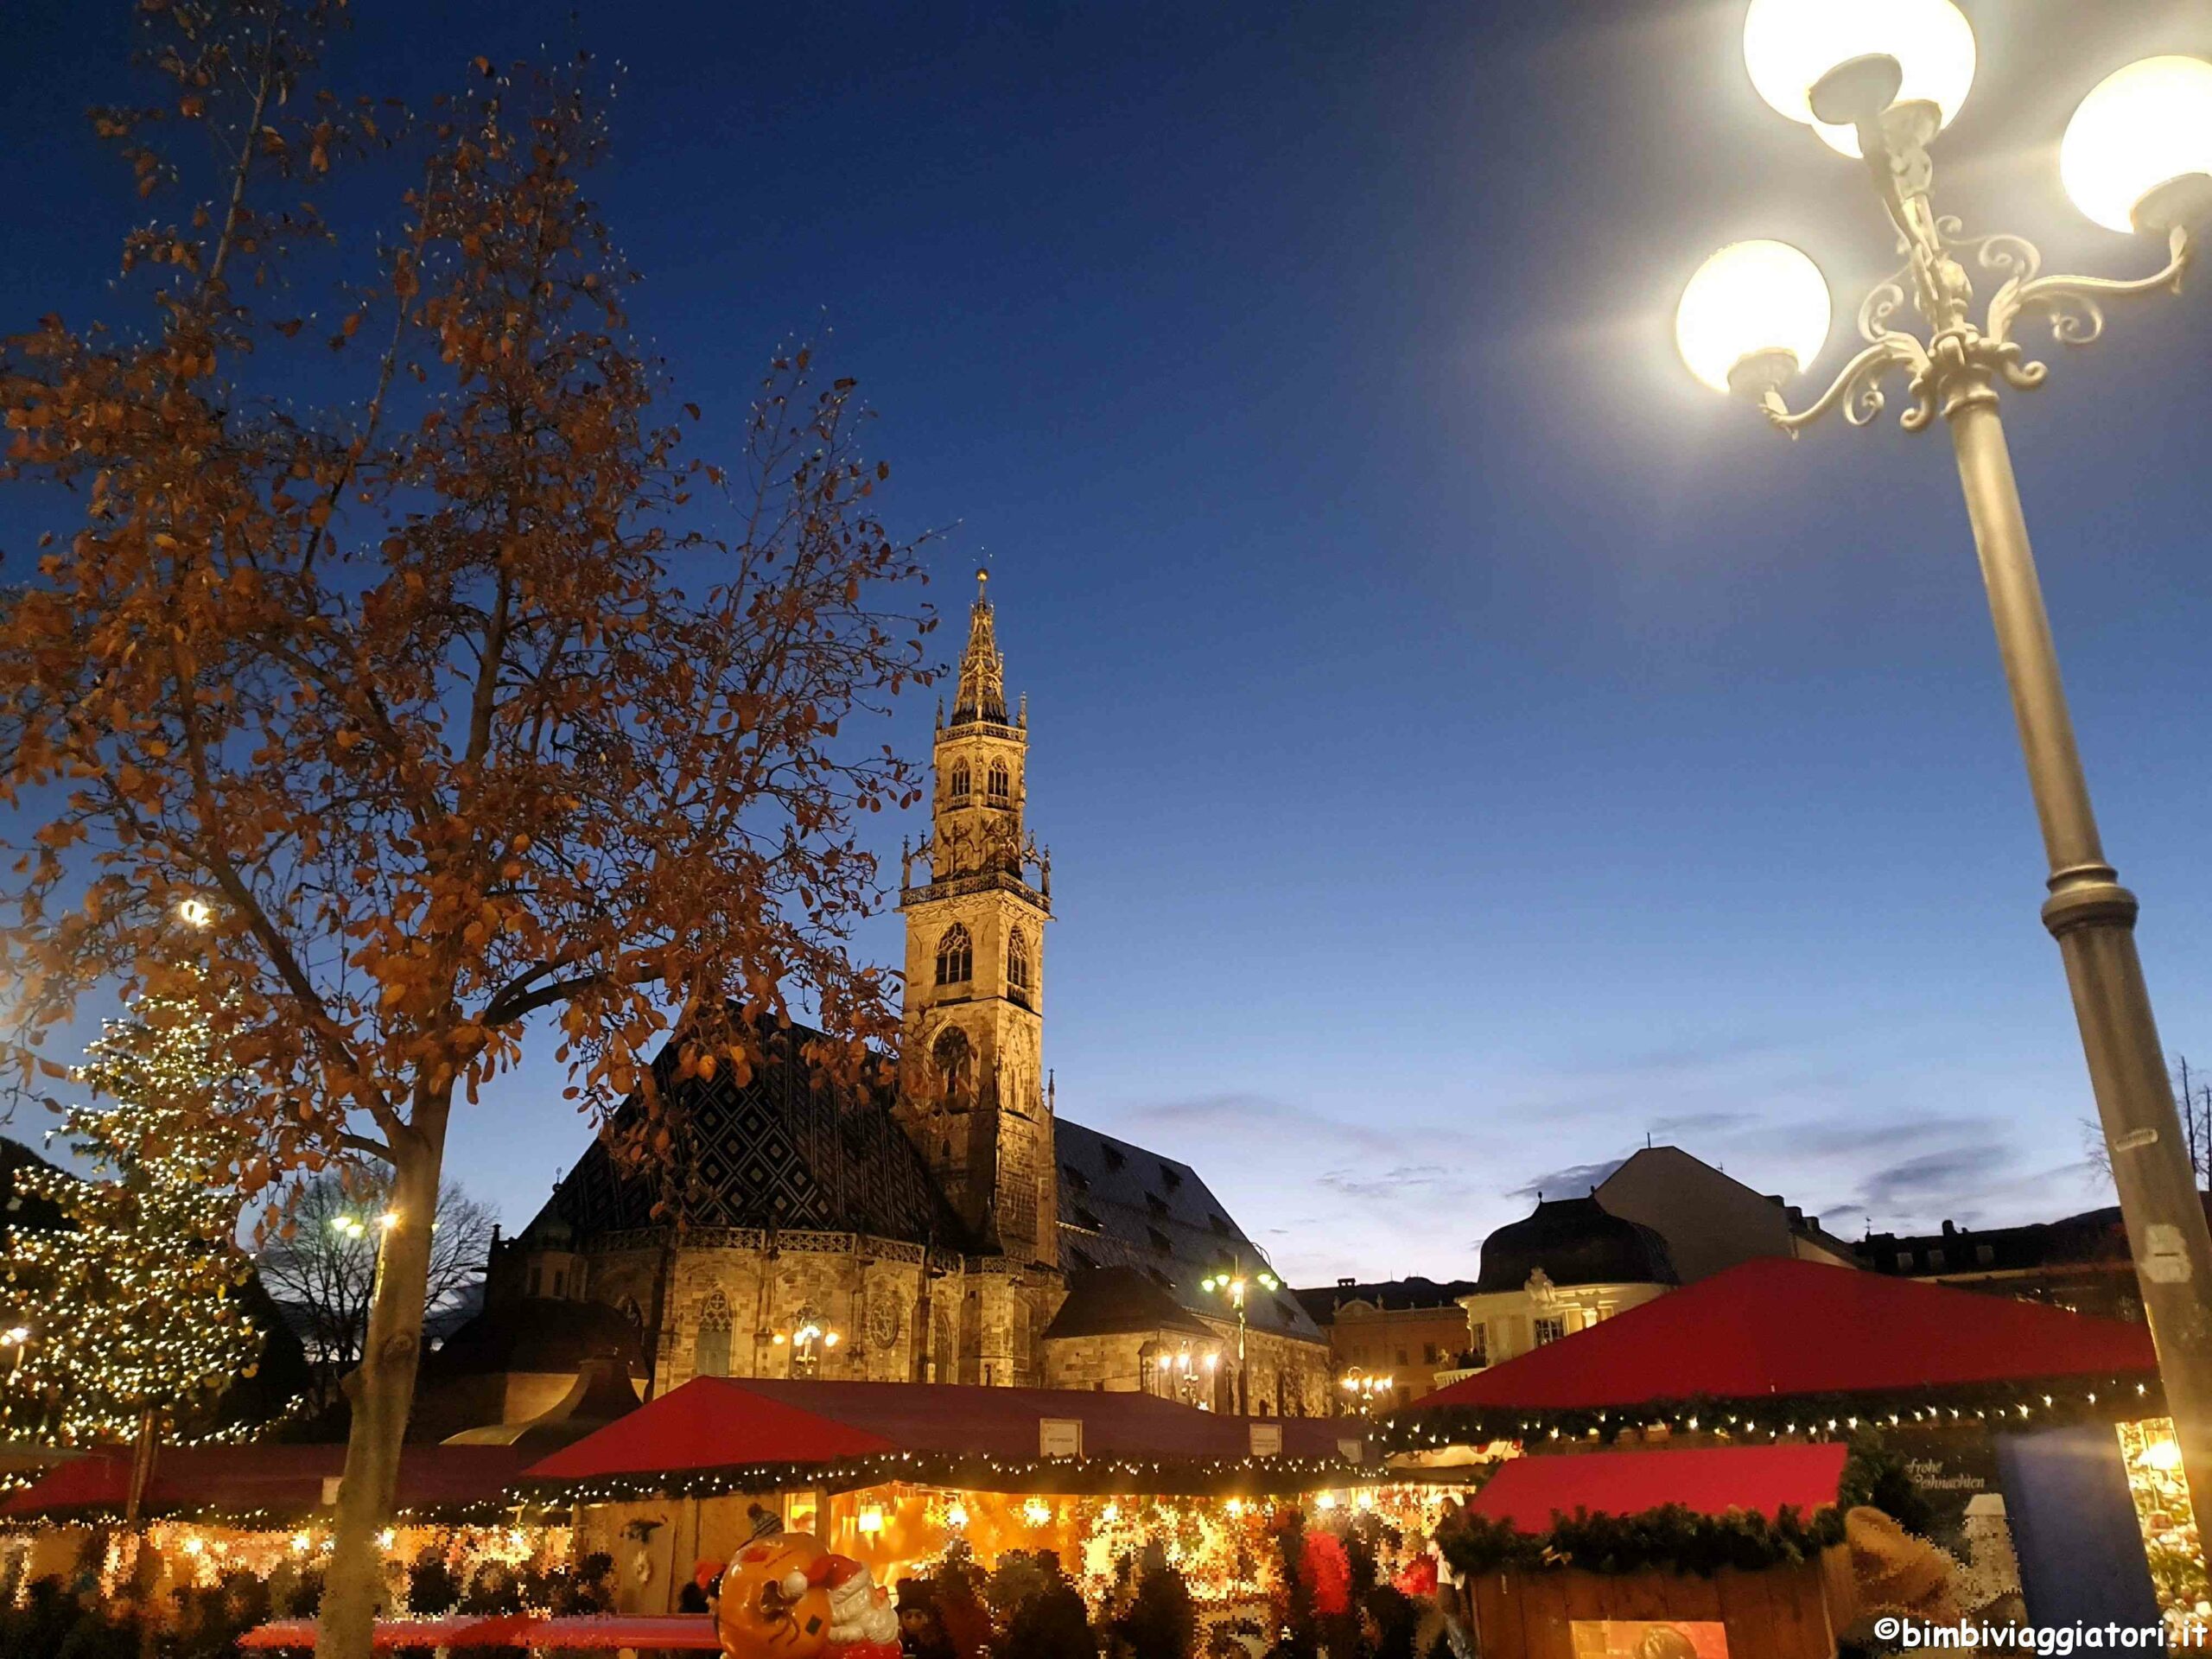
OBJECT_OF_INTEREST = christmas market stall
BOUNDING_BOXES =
[517,1376,1379,1613]
[1392,1258,2184,1635]
[1446,1441,1859,1659]
[0,1442,547,1610]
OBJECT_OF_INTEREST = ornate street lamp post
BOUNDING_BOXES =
[1339,1366,1395,1421]
[1201,1256,1281,1416]
[1677,0,2212,1536]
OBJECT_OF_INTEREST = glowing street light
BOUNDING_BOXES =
[1199,1257,1281,1416]
[1338,1367,1395,1420]
[1676,0,2212,1541]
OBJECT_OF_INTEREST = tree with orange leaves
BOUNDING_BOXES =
[0,5,934,1651]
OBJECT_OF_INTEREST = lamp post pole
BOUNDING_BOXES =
[1689,41,2212,1538]
[1202,1255,1279,1417]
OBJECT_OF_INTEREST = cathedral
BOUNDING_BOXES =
[474,576,1330,1424]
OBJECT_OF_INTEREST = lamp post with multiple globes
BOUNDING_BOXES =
[1675,0,2212,1537]
[1200,1257,1281,1416]
[1339,1366,1395,1421]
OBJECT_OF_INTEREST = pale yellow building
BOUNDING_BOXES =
[1450,1196,1675,1378]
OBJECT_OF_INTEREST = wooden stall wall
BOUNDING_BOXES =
[1467,1552,1843,1659]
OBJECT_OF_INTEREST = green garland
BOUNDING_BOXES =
[1432,1431,1912,1580]
[1439,1502,1842,1579]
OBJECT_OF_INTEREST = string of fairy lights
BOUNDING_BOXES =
[520,1447,1379,1508]
[1378,1373,2161,1451]
[0,990,267,1446]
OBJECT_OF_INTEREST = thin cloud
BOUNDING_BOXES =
[1122,1091,1401,1155]
[1505,1157,1626,1200]
[1319,1165,1453,1202]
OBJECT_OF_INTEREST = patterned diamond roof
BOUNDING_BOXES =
[524,1025,969,1246]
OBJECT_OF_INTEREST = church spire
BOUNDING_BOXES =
[950,569,1007,727]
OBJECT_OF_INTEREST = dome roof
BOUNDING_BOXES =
[1473,1198,1677,1294]
[426,1297,647,1379]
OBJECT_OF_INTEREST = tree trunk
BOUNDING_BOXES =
[317,1103,450,1659]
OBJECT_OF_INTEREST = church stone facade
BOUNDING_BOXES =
[483,576,1329,1420]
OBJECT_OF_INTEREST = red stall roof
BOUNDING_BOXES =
[1468,1443,1851,1533]
[1,1443,532,1522]
[1415,1257,2156,1421]
[523,1376,1361,1492]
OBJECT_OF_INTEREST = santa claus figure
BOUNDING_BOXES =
[716,1531,901,1659]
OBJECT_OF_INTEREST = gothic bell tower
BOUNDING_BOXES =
[896,572,1057,1268]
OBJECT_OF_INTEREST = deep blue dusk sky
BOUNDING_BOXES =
[3,1,2210,1286]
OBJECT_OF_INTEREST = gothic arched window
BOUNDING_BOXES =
[694,1291,733,1379]
[931,1027,975,1108]
[949,760,971,800]
[987,760,1010,802]
[1007,928,1033,996]
[935,924,973,986]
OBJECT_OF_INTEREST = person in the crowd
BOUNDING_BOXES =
[1113,1541,1198,1659]
[1298,1518,1355,1658]
[1360,1586,1422,1659]
[677,1557,723,1615]
[999,1549,1093,1659]
[897,1579,958,1659]
[926,1546,995,1659]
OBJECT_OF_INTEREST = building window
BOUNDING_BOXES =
[551,1269,565,1299]
[1395,1348,1408,1366]
[694,1292,734,1379]
[931,1027,975,1107]
[1533,1316,1566,1347]
[1976,1243,1995,1266]
[1928,1248,1947,1272]
[1467,1324,1489,1367]
[987,760,1010,801]
[1895,1251,1916,1272]
[1007,928,1033,995]
[949,761,971,800]
[528,1266,541,1297]
[1423,1342,1439,1364]
[935,925,973,986]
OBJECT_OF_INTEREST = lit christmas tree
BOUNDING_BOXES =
[0,992,265,1444]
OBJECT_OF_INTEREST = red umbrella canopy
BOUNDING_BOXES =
[1468,1442,1851,1532]
[1410,1257,2156,1429]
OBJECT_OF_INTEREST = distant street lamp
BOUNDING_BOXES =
[1200,1256,1281,1416]
[1339,1366,1395,1420]
[771,1310,841,1378]
[1677,0,2212,1538]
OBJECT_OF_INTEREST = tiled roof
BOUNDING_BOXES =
[1054,1118,1320,1342]
[1042,1266,1216,1342]
[515,1038,1316,1352]
[524,1025,969,1247]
